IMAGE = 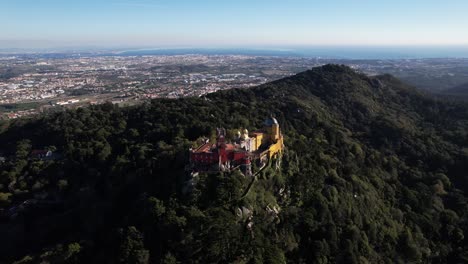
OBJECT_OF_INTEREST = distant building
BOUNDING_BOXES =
[56,99,80,106]
[190,117,284,176]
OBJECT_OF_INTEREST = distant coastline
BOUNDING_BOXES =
[115,46,468,59]
[2,46,468,60]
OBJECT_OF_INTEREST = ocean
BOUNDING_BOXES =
[115,46,468,59]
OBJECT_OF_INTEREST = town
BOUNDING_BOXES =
[2,54,468,119]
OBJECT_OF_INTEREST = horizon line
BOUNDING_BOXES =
[2,43,468,50]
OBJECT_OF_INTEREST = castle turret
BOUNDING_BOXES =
[242,129,249,140]
[216,128,227,147]
[241,157,252,176]
[264,117,280,142]
[271,122,280,142]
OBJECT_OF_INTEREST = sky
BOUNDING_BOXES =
[1,0,468,49]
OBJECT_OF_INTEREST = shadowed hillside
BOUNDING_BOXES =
[443,82,468,98]
[1,65,468,263]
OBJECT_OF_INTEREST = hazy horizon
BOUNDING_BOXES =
[2,0,468,49]
[2,45,468,60]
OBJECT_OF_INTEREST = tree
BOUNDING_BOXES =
[118,227,150,264]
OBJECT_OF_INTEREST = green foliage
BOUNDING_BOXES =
[12,255,33,264]
[1,65,468,263]
[64,243,81,261]
[118,226,150,264]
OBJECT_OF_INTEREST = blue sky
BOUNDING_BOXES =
[1,0,468,48]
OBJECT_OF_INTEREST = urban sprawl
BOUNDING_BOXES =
[1,54,468,119]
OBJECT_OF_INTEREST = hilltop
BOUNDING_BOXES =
[1,65,468,263]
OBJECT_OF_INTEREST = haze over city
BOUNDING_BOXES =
[5,0,468,263]
[2,0,468,119]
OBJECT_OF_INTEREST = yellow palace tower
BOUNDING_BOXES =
[263,117,284,159]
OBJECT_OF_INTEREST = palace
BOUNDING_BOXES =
[190,117,284,176]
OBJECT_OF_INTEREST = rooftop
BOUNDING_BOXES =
[264,117,278,126]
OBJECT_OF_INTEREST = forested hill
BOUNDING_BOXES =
[443,82,468,98]
[1,65,468,263]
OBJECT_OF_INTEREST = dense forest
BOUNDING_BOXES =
[1,65,468,263]
[443,82,468,98]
